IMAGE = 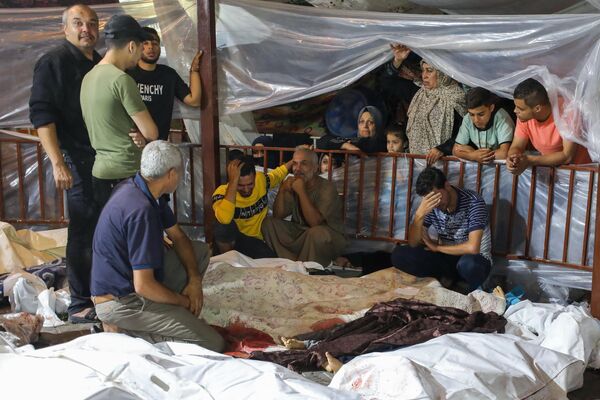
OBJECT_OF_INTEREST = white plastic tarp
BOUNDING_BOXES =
[504,300,600,370]
[408,0,596,14]
[0,333,359,400]
[329,332,584,399]
[3,1,600,159]
[329,300,600,399]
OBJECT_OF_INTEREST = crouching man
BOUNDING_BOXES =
[262,147,347,267]
[91,140,224,351]
[391,167,492,290]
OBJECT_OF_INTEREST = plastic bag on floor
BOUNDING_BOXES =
[5,273,67,327]
[54,288,70,315]
[6,273,47,314]
[37,288,66,327]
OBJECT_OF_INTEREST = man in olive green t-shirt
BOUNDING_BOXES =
[81,14,158,208]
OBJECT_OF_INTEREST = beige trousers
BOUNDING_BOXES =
[261,216,347,267]
[95,241,225,352]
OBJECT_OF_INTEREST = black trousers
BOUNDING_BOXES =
[92,176,128,211]
[63,153,98,315]
[213,221,276,259]
[391,245,491,290]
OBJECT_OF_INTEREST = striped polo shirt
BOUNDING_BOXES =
[424,186,492,261]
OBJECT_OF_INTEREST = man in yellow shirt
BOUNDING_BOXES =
[212,153,291,258]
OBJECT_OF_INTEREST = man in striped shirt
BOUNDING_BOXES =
[392,167,492,290]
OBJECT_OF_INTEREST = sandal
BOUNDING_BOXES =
[68,307,99,324]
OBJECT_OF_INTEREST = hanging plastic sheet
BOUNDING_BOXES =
[3,0,600,158]
[150,0,600,159]
[408,0,595,14]
[0,1,159,127]
[305,0,600,14]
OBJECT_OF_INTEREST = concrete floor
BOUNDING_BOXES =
[568,369,600,400]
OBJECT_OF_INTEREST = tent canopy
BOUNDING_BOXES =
[2,0,600,158]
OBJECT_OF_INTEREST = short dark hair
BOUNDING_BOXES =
[239,156,256,177]
[513,78,550,108]
[228,149,244,161]
[143,26,160,43]
[416,167,447,196]
[466,87,497,109]
[227,151,255,176]
[105,37,142,50]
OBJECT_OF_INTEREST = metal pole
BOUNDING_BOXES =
[198,0,220,242]
[591,167,600,318]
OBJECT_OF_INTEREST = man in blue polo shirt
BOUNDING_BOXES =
[391,167,492,290]
[91,140,224,351]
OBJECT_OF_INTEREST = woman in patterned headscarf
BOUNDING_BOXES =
[406,61,467,164]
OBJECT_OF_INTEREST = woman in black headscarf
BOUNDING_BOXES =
[252,135,279,169]
[317,105,387,153]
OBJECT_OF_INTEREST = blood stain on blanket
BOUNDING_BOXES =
[314,304,344,314]
[310,317,345,331]
[352,377,364,390]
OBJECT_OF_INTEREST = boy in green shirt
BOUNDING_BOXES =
[453,87,515,163]
[81,14,158,208]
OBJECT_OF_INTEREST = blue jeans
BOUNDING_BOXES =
[63,153,99,315]
[391,245,491,290]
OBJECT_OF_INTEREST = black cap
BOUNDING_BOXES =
[104,14,153,41]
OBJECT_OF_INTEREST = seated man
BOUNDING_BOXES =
[507,78,591,175]
[452,87,514,163]
[391,167,492,291]
[212,153,291,258]
[91,140,224,352]
[262,147,347,267]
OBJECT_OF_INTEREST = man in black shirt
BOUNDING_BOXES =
[29,4,101,323]
[128,27,202,141]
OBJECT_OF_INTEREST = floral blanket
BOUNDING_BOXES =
[201,253,505,341]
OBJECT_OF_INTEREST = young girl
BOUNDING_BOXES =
[319,153,344,174]
[386,124,408,153]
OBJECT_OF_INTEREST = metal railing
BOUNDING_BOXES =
[2,136,599,273]
[234,145,600,272]
[0,136,65,227]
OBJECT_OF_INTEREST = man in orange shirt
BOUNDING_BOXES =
[507,78,591,175]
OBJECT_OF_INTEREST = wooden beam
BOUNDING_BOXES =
[198,0,220,242]
[591,167,600,318]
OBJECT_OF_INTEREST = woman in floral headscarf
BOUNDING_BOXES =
[406,60,467,164]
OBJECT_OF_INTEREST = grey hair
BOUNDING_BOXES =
[140,140,183,180]
[62,4,97,26]
[294,145,318,166]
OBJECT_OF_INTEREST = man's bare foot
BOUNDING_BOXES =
[281,336,306,349]
[323,352,343,373]
[493,286,505,299]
